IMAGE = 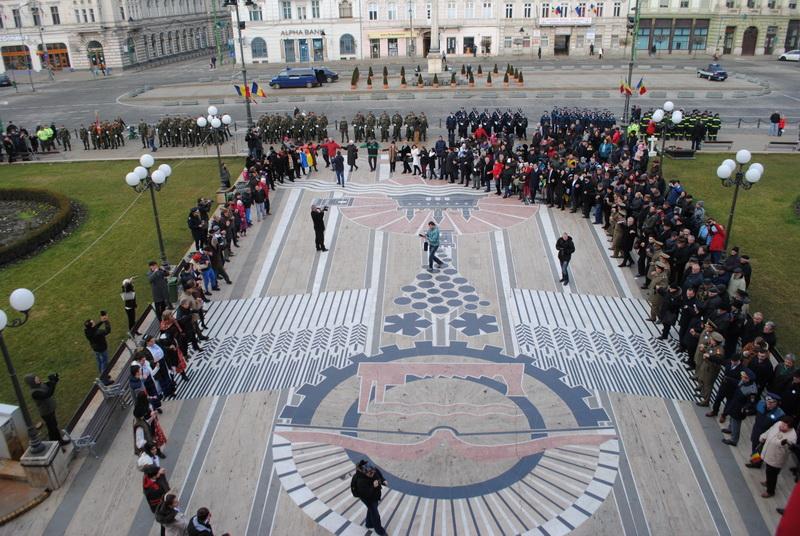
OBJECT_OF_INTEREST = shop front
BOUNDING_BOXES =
[366,30,418,59]
[539,17,593,56]
[37,43,71,70]
[787,20,800,50]
[279,29,326,63]
[636,18,710,54]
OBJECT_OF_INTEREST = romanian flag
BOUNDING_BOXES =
[234,84,251,98]
[619,80,625,94]
[251,81,267,97]
[619,81,633,96]
[636,77,648,95]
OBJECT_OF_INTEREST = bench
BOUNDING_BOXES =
[703,140,734,151]
[766,141,798,152]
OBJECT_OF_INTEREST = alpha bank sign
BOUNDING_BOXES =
[280,29,324,36]
[540,17,593,27]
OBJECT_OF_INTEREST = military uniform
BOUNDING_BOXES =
[647,263,669,321]
[59,127,71,151]
[339,118,348,143]
[392,113,403,141]
[79,126,89,150]
[379,112,390,142]
[696,331,725,404]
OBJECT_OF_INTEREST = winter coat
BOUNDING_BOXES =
[155,503,189,536]
[759,421,798,468]
[556,236,575,262]
[187,516,214,535]
[25,374,58,416]
[148,268,170,303]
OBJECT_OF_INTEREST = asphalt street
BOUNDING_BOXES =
[1,55,798,135]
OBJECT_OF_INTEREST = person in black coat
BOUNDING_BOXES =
[657,284,682,340]
[311,205,328,252]
[351,460,387,536]
[618,216,638,268]
[555,233,575,286]
[707,354,744,418]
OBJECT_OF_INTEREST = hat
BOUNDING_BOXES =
[765,392,781,402]
[711,332,724,343]
[741,368,755,380]
[705,320,717,329]
[655,261,667,269]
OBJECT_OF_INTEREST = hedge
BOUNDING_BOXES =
[0,188,75,265]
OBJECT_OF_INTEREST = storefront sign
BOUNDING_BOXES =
[280,29,324,36]
[367,30,418,39]
[0,34,30,42]
[540,17,592,27]
[555,27,572,35]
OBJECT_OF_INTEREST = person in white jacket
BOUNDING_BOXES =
[759,417,797,497]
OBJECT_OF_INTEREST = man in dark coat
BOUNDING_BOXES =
[148,261,171,318]
[346,142,359,172]
[84,313,112,382]
[332,150,345,186]
[25,373,69,444]
[311,205,328,252]
[351,460,387,535]
[555,232,575,286]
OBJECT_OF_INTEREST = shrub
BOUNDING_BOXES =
[367,74,373,86]
[450,72,456,84]
[487,72,492,84]
[493,63,498,73]
[433,74,439,86]
[0,188,75,265]
[518,72,524,83]
[477,65,483,75]
[368,66,374,78]
[461,64,466,75]
[503,72,509,83]
[382,66,388,77]
[351,69,358,86]
[383,72,388,86]
[400,66,406,77]
[401,74,407,85]
[469,72,475,84]
[417,73,424,85]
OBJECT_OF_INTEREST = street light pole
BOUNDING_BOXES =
[17,21,35,92]
[125,154,173,265]
[0,289,45,455]
[715,150,763,250]
[622,0,640,124]
[650,101,682,178]
[227,0,253,128]
[197,106,233,189]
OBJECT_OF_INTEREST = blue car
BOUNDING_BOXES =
[269,68,321,89]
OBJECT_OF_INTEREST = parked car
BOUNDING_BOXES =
[778,49,800,61]
[313,67,339,83]
[269,68,321,89]
[0,74,12,87]
[697,63,728,81]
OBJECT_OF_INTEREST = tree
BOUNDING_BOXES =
[450,72,456,85]
[417,73,424,86]
[469,72,475,84]
[401,74,407,86]
[518,72,524,83]
[487,72,492,84]
[382,65,388,77]
[354,66,360,82]
[368,66,374,78]
[401,65,406,77]
[351,69,359,86]
[433,73,439,86]
[503,72,509,83]
[493,63,499,74]
[477,65,483,75]
[461,64,466,75]
[383,72,388,86]
[367,74,373,86]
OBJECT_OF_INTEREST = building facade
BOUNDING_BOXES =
[233,0,797,65]
[0,0,230,73]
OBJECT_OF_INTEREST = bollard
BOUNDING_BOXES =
[738,119,741,128]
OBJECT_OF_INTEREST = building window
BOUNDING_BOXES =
[767,0,776,7]
[297,5,307,18]
[559,3,568,16]
[636,27,650,49]
[483,2,492,18]
[12,9,21,28]
[692,27,707,50]
[613,2,620,16]
[388,2,397,19]
[542,2,550,17]
[32,7,41,26]
[596,2,604,16]
[448,1,456,17]
[312,0,320,17]
[505,3,513,17]
[251,7,263,20]
[672,27,690,49]
[659,0,668,6]
[120,6,125,19]
[541,35,549,48]
[524,3,532,17]
[653,27,669,49]
[465,1,474,17]
[50,5,61,24]
[680,0,688,6]
[407,2,416,18]
[789,1,797,8]
[340,33,355,54]
[251,37,267,58]
[82,9,88,22]
[576,34,584,48]
[90,8,95,21]
[446,36,456,53]
[504,36,512,48]
[74,9,80,23]
[388,38,399,56]
[339,1,353,18]
[282,1,292,19]
[578,2,586,15]
[725,0,734,6]
[369,2,378,19]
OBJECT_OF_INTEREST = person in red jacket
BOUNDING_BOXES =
[491,159,504,195]
[707,219,727,264]
[776,481,800,535]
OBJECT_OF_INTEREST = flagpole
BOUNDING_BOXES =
[622,0,641,125]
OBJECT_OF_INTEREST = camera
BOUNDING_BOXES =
[48,373,59,383]
[100,310,107,317]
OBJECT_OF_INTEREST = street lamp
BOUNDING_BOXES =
[125,154,172,265]
[223,0,254,128]
[0,288,46,455]
[197,105,233,189]
[716,150,763,250]
[650,101,683,177]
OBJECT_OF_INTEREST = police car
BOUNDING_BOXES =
[696,63,728,81]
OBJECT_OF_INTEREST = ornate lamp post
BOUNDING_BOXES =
[197,106,233,189]
[650,101,683,177]
[0,288,46,455]
[716,150,763,250]
[125,154,172,265]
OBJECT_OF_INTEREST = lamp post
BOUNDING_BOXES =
[125,154,172,265]
[197,105,233,189]
[715,150,763,250]
[408,1,415,57]
[649,101,683,178]
[0,288,46,455]
[224,0,254,128]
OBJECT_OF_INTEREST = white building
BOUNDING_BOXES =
[234,0,634,64]
[0,0,230,73]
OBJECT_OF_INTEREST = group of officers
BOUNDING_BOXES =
[630,106,722,141]
[446,108,529,146]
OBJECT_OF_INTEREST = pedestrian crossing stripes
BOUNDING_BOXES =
[281,178,489,196]
[174,323,369,400]
[511,288,661,339]
[203,288,374,339]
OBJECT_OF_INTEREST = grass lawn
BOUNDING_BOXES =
[0,157,240,427]
[670,153,800,354]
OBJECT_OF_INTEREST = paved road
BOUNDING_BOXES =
[1,55,798,133]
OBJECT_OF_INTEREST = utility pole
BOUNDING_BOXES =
[409,1,414,57]
[622,0,640,125]
[34,2,53,80]
[232,1,253,127]
[211,0,223,65]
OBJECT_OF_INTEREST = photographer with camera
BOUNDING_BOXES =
[24,372,69,445]
[311,205,329,252]
[84,311,113,384]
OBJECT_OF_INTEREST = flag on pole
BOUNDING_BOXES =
[624,83,633,96]
[636,77,648,95]
[619,80,625,94]
[251,81,267,97]
[233,84,252,98]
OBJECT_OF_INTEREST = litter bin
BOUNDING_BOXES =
[167,276,179,304]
